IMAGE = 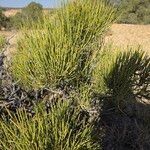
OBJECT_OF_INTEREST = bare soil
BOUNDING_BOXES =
[105,24,150,54]
[4,9,21,17]
[3,8,50,17]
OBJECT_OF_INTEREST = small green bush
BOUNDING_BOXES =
[105,49,150,106]
[10,12,23,29]
[10,2,43,29]
[11,0,117,90]
[0,35,6,50]
[92,44,119,94]
[92,45,150,107]
[0,100,99,150]
[22,2,43,22]
[118,0,150,24]
[0,9,12,30]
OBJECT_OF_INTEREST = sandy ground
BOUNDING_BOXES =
[0,24,150,56]
[4,9,21,17]
[105,24,150,54]
[0,30,18,58]
[3,8,50,17]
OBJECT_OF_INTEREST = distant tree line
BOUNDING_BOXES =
[0,8,12,30]
[112,0,150,24]
[0,2,43,30]
[11,2,43,29]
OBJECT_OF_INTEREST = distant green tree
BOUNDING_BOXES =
[22,2,43,22]
[0,8,12,30]
[11,2,43,29]
[119,0,150,24]
[10,12,23,29]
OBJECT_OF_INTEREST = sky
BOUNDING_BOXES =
[0,0,61,8]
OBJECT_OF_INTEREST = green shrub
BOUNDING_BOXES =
[22,2,43,22]
[92,44,119,94]
[0,35,6,50]
[0,100,99,150]
[118,0,150,24]
[10,12,23,29]
[0,9,11,30]
[105,49,150,106]
[11,0,117,90]
[10,2,43,30]
[92,45,150,106]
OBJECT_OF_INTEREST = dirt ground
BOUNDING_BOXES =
[0,24,150,55]
[3,8,50,17]
[0,30,17,58]
[105,24,150,54]
[3,9,21,17]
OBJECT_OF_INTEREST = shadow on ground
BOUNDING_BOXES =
[94,96,150,150]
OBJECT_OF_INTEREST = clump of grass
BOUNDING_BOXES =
[92,44,119,94]
[101,48,150,107]
[92,45,150,107]
[106,49,149,101]
[0,100,100,150]
[11,0,117,90]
